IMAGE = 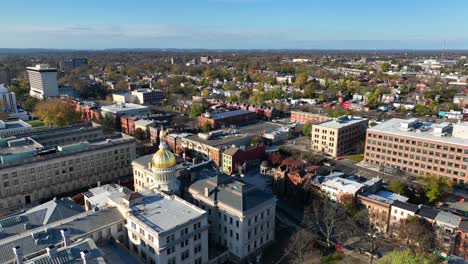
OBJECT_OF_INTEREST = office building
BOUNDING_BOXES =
[0,125,136,214]
[0,119,32,137]
[59,58,88,72]
[311,116,368,158]
[26,64,59,99]
[131,88,165,105]
[364,118,468,184]
[189,175,276,263]
[84,184,210,264]
[0,86,17,113]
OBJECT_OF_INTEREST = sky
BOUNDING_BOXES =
[1,0,468,50]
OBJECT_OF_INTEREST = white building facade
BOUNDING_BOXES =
[26,64,59,99]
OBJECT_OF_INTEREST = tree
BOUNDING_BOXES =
[303,82,317,98]
[302,121,312,137]
[190,103,206,118]
[294,71,309,88]
[250,135,263,146]
[33,99,81,127]
[379,250,438,264]
[20,96,40,112]
[360,227,384,264]
[286,229,320,264]
[248,91,265,106]
[202,89,210,97]
[387,180,408,195]
[133,128,146,140]
[419,174,452,203]
[380,62,391,72]
[303,199,352,249]
[201,121,211,132]
[369,121,378,127]
[398,216,434,252]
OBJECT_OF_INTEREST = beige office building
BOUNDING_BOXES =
[311,116,368,158]
[364,118,468,184]
[0,127,136,215]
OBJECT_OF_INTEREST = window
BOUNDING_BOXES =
[168,257,176,264]
[181,250,190,260]
[195,257,202,264]
[181,239,189,248]
[148,234,154,242]
[194,233,201,241]
[167,246,176,255]
[194,244,202,254]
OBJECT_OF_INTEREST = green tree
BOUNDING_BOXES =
[302,121,312,137]
[250,135,263,146]
[201,122,211,132]
[266,88,285,101]
[190,103,206,118]
[379,250,438,264]
[380,62,391,72]
[303,82,316,98]
[387,180,408,195]
[369,121,378,127]
[367,88,382,108]
[20,96,40,112]
[419,174,452,203]
[33,99,81,127]
[248,91,265,105]
[202,89,210,97]
[294,71,308,88]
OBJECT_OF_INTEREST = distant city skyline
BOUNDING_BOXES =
[1,0,468,50]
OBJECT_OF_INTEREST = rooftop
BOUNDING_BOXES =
[435,211,461,227]
[0,207,124,264]
[0,198,84,240]
[24,238,106,264]
[101,103,149,113]
[322,177,364,194]
[366,190,409,205]
[368,118,468,146]
[189,175,276,213]
[314,116,368,129]
[392,200,419,212]
[206,109,253,120]
[416,205,440,220]
[130,192,206,233]
[0,120,32,130]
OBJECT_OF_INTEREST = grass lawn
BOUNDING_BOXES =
[345,154,364,162]
[27,120,45,127]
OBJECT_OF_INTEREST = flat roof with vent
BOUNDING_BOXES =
[369,118,468,146]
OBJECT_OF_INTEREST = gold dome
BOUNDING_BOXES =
[152,148,176,169]
[152,129,176,169]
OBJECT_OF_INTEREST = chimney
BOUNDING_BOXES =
[12,246,23,264]
[60,228,70,247]
[204,187,210,197]
[97,181,101,187]
[80,250,90,264]
[46,245,57,258]
[23,223,30,230]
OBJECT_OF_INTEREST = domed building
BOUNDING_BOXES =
[132,128,180,193]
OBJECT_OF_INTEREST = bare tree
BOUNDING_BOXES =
[303,199,353,249]
[358,226,384,264]
[286,229,320,264]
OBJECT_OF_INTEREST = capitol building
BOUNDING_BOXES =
[132,129,180,193]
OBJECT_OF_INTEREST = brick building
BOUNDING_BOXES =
[364,118,468,184]
[222,145,266,175]
[198,110,257,129]
[290,111,330,124]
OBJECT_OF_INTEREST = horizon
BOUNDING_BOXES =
[2,0,468,50]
